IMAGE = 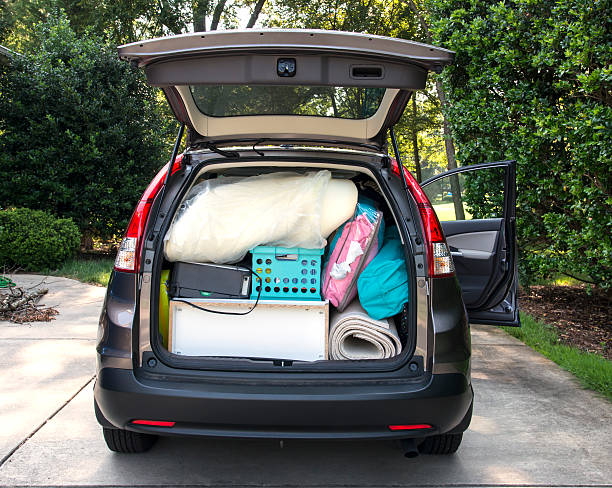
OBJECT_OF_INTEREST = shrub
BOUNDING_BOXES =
[0,15,177,240]
[428,0,612,290]
[0,208,81,271]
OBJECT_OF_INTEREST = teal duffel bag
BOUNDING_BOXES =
[357,226,409,320]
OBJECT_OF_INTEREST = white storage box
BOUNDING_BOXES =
[169,299,328,361]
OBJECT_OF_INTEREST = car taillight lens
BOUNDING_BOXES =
[114,155,183,273]
[432,242,454,276]
[391,159,455,278]
[114,237,138,271]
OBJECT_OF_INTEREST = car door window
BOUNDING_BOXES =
[422,167,505,221]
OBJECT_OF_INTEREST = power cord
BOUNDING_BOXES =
[171,265,263,316]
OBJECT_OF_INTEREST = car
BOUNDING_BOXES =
[94,29,519,457]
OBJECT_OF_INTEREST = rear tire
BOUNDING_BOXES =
[418,433,463,455]
[102,427,157,453]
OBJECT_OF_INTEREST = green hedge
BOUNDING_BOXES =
[0,16,176,239]
[0,208,81,271]
[428,0,612,290]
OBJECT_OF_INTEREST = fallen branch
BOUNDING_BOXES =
[0,286,58,323]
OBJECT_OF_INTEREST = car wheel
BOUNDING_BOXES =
[102,427,158,453]
[418,433,463,455]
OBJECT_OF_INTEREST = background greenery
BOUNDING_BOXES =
[0,207,80,270]
[428,0,611,290]
[0,17,177,240]
[0,0,610,291]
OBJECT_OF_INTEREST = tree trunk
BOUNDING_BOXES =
[411,96,422,182]
[407,0,465,218]
[210,0,227,30]
[436,79,465,220]
[192,0,208,32]
[331,93,339,117]
[246,0,266,28]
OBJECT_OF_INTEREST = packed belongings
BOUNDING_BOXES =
[357,226,410,320]
[161,169,412,362]
[321,198,384,311]
[329,300,401,360]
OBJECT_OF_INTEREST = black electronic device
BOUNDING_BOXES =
[168,262,251,299]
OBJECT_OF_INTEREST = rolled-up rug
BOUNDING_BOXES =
[329,300,402,360]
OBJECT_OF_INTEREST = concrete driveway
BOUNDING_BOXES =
[0,274,610,488]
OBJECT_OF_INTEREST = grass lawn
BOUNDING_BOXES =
[51,257,114,286]
[503,313,612,401]
[431,202,472,221]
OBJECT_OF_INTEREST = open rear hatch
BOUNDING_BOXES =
[118,29,453,149]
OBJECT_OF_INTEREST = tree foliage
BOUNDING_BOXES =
[1,0,268,46]
[0,16,175,239]
[428,0,612,289]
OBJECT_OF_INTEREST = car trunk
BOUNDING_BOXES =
[122,30,448,372]
[147,156,418,371]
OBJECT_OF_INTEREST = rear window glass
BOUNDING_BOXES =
[189,85,386,119]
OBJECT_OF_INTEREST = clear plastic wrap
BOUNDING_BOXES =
[321,198,384,311]
[164,170,351,264]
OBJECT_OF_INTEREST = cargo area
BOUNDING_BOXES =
[154,163,414,365]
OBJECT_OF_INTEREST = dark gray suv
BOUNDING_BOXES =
[95,29,519,457]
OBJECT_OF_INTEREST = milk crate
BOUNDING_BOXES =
[250,246,324,300]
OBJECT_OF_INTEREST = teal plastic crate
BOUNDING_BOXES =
[250,246,324,300]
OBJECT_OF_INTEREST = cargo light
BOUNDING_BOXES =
[388,424,432,431]
[132,419,176,427]
[114,155,184,273]
[391,159,455,278]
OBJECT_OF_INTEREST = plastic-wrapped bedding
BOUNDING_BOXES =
[329,300,402,360]
[164,170,358,264]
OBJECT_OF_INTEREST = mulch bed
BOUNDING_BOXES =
[519,284,612,360]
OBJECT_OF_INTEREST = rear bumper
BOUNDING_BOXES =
[94,368,473,440]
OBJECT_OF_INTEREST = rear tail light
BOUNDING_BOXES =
[391,159,455,278]
[114,237,138,271]
[114,155,184,273]
[432,242,454,275]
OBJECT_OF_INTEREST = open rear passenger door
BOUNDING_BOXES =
[421,161,519,326]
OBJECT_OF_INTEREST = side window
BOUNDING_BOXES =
[422,167,505,221]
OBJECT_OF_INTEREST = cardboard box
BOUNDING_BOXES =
[169,299,328,361]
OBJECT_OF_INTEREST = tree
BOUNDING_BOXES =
[428,0,612,289]
[405,0,464,217]
[0,0,14,43]
[0,15,176,240]
[2,0,269,47]
[392,81,446,182]
[267,0,417,37]
[192,0,267,32]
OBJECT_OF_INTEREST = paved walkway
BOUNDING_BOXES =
[0,274,610,487]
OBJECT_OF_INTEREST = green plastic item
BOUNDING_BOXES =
[0,276,16,288]
[159,269,170,348]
